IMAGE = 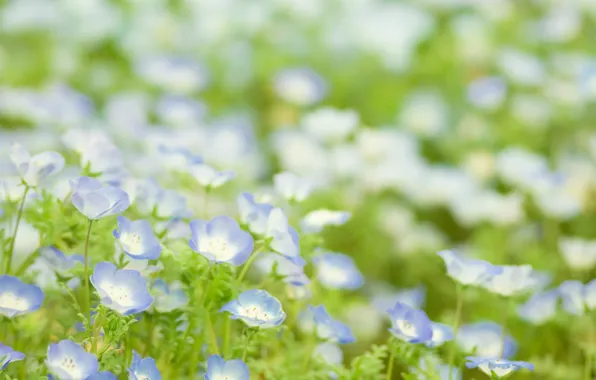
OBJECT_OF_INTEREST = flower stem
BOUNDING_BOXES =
[205,312,221,355]
[499,297,509,357]
[83,219,94,316]
[4,186,29,274]
[222,318,231,358]
[386,349,395,380]
[236,244,265,285]
[242,329,256,361]
[448,285,464,380]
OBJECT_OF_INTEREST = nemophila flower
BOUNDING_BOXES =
[39,246,83,272]
[266,208,304,266]
[87,372,117,380]
[9,142,64,186]
[204,354,249,380]
[310,305,355,344]
[465,357,534,378]
[237,192,274,235]
[558,280,587,315]
[134,180,191,220]
[457,322,517,359]
[79,137,124,178]
[113,216,161,260]
[0,275,44,317]
[300,209,351,234]
[46,340,99,380]
[273,67,327,106]
[115,246,163,277]
[370,284,426,315]
[152,280,189,313]
[387,302,433,344]
[467,76,506,110]
[190,163,235,189]
[559,237,596,271]
[313,342,343,365]
[156,94,206,126]
[220,289,286,328]
[273,172,315,202]
[301,107,359,144]
[426,322,453,348]
[189,216,254,266]
[399,91,449,138]
[313,252,364,290]
[483,264,541,297]
[0,343,25,370]
[254,253,310,286]
[90,262,153,315]
[136,55,209,94]
[437,250,502,286]
[156,144,203,172]
[128,351,161,380]
[517,290,559,325]
[70,176,130,220]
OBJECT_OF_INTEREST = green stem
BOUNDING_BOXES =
[585,350,592,380]
[83,220,94,316]
[242,329,256,361]
[4,186,29,274]
[448,285,464,380]
[236,244,265,285]
[222,318,231,358]
[205,312,220,355]
[499,298,509,357]
[386,349,395,380]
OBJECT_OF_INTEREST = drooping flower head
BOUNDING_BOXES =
[313,252,364,290]
[189,216,254,266]
[113,216,161,260]
[465,357,533,378]
[90,262,153,315]
[266,208,304,266]
[152,280,189,313]
[310,305,355,344]
[220,289,286,328]
[70,177,130,220]
[46,340,99,380]
[0,275,44,317]
[9,142,65,186]
[457,322,517,359]
[191,163,235,189]
[300,209,351,234]
[128,351,161,380]
[204,355,249,380]
[0,343,25,370]
[237,192,274,235]
[387,302,433,344]
[437,250,502,286]
[273,172,315,202]
[425,322,454,348]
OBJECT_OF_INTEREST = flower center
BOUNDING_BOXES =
[396,319,417,338]
[204,237,236,261]
[120,232,143,255]
[0,292,29,311]
[105,284,134,307]
[242,306,270,321]
[60,356,80,375]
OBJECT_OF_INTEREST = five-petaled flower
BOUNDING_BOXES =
[46,340,99,380]
[128,351,161,380]
[0,275,44,318]
[387,302,433,344]
[113,216,162,260]
[204,354,249,380]
[70,176,130,220]
[189,216,254,266]
[220,289,286,328]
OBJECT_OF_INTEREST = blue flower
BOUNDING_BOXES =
[313,252,364,290]
[87,371,117,380]
[558,280,594,315]
[39,246,83,273]
[457,322,517,359]
[189,216,254,266]
[313,342,343,365]
[254,252,310,286]
[46,340,99,380]
[273,67,327,106]
[9,142,65,186]
[467,76,507,110]
[133,179,190,219]
[70,177,130,220]
[136,55,209,94]
[237,192,274,235]
[273,172,315,202]
[129,351,161,380]
[310,305,355,344]
[113,216,161,260]
[0,343,25,370]
[266,208,304,266]
[517,290,559,324]
[437,250,502,286]
[90,262,153,315]
[387,302,433,344]
[0,275,44,317]
[426,322,453,348]
[483,264,542,297]
[191,163,235,189]
[465,357,533,378]
[300,209,351,234]
[220,289,286,328]
[370,284,426,315]
[156,95,206,126]
[204,354,249,380]
[152,280,189,313]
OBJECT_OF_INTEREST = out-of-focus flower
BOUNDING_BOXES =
[220,289,286,328]
[465,357,533,378]
[254,253,309,286]
[128,351,161,380]
[387,302,433,344]
[156,94,206,127]
[370,284,426,315]
[301,107,359,143]
[483,265,541,297]
[204,355,249,380]
[559,237,596,271]
[398,91,448,137]
[313,252,364,290]
[70,177,130,220]
[237,192,273,235]
[189,216,254,266]
[113,216,161,260]
[310,305,355,344]
[0,275,43,318]
[300,209,351,233]
[437,250,502,287]
[46,340,99,380]
[0,343,25,370]
[273,172,315,202]
[266,208,304,266]
[190,164,235,189]
[152,280,189,313]
[457,322,517,359]
[90,262,153,315]
[273,67,327,106]
[426,322,453,348]
[467,76,506,110]
[517,290,559,325]
[136,55,209,94]
[8,142,64,186]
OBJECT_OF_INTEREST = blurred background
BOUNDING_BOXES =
[2,0,596,378]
